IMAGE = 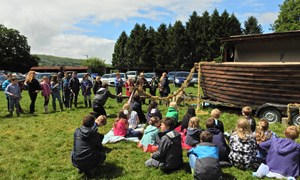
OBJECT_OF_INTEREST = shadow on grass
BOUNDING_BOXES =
[107,114,117,118]
[103,146,113,154]
[221,172,236,180]
[92,162,123,179]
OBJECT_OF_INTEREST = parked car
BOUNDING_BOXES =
[167,71,176,83]
[90,73,99,79]
[143,72,157,83]
[191,73,198,85]
[126,71,138,82]
[101,74,111,84]
[174,71,193,87]
[108,73,127,86]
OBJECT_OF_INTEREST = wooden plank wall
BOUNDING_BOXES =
[200,63,300,108]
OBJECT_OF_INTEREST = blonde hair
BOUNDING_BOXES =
[188,117,200,129]
[25,71,36,83]
[255,119,271,144]
[122,103,132,114]
[211,108,221,119]
[96,76,101,81]
[160,72,167,82]
[284,125,299,140]
[235,118,252,140]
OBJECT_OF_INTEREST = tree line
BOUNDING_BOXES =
[112,10,265,71]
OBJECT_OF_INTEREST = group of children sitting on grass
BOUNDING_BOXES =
[71,101,300,179]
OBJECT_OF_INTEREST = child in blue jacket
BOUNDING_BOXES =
[187,131,222,180]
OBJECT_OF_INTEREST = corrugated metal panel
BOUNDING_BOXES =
[200,63,300,109]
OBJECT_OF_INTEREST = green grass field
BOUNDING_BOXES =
[0,86,292,179]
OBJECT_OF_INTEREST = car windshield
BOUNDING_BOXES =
[168,72,175,76]
[102,74,110,78]
[110,74,125,78]
[175,72,189,77]
[77,73,85,78]
[144,73,154,78]
[126,72,136,75]
[36,73,51,80]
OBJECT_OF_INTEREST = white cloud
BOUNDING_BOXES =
[0,0,223,64]
[239,11,278,32]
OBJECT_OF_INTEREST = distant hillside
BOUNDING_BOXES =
[35,54,84,66]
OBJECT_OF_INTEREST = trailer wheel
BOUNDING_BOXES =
[292,112,300,126]
[259,107,282,123]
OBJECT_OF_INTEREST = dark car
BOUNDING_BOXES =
[174,71,193,87]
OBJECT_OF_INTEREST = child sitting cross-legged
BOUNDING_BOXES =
[185,117,202,147]
[139,116,161,152]
[254,118,278,163]
[113,109,143,138]
[229,118,258,170]
[187,131,222,180]
[145,117,183,172]
[206,118,230,164]
[253,125,300,179]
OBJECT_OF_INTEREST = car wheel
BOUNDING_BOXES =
[259,107,282,123]
[292,112,300,126]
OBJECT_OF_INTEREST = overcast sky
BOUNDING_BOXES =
[0,0,283,64]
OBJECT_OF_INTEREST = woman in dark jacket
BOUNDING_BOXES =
[25,71,41,114]
[130,94,146,123]
[180,106,196,132]
[71,115,106,177]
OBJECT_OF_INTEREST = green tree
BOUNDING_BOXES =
[112,31,128,69]
[186,11,201,64]
[154,23,170,69]
[142,26,156,69]
[243,16,263,34]
[168,21,190,69]
[273,0,300,32]
[228,13,242,36]
[210,9,222,59]
[0,24,39,73]
[125,23,147,68]
[81,57,106,74]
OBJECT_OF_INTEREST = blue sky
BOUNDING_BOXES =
[0,0,284,64]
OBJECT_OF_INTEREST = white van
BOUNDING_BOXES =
[126,71,138,82]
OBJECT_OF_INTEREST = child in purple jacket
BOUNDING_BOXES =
[253,125,300,179]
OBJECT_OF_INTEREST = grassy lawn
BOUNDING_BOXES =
[0,85,293,179]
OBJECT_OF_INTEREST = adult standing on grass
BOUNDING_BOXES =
[159,72,170,105]
[25,71,41,114]
[81,73,93,108]
[71,114,106,178]
[114,72,123,103]
[136,72,149,104]
[69,71,80,108]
